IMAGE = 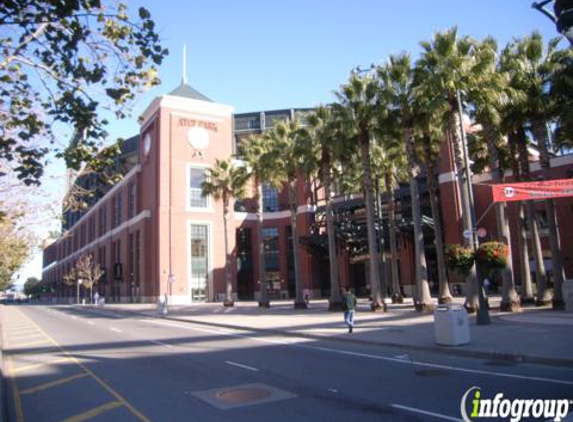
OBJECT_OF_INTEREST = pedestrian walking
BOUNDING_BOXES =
[342,287,357,333]
[93,291,100,305]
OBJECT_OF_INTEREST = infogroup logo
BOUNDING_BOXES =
[460,387,571,422]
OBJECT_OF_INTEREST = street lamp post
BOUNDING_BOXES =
[77,279,83,305]
[457,91,490,325]
[532,0,573,47]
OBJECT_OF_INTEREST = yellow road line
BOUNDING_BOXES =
[20,372,89,395]
[56,401,123,422]
[7,356,25,422]
[14,357,72,375]
[13,308,154,422]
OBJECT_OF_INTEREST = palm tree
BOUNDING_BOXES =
[414,109,453,304]
[551,46,573,152]
[415,27,481,312]
[506,129,534,304]
[506,33,568,309]
[369,133,407,303]
[333,73,386,311]
[237,135,271,307]
[260,120,307,309]
[377,53,434,312]
[305,106,345,310]
[469,37,521,312]
[201,159,249,307]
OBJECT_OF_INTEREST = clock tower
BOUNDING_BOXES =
[138,81,235,304]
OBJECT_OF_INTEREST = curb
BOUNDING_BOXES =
[80,305,573,369]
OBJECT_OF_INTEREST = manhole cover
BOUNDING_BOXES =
[192,383,297,410]
[216,388,271,404]
[415,369,452,377]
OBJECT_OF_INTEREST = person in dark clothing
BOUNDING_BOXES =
[342,287,357,333]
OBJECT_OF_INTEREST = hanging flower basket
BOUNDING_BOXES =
[475,241,509,272]
[444,244,475,277]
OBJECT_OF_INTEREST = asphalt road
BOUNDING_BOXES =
[2,304,573,422]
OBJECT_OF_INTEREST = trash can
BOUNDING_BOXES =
[434,304,470,346]
[157,298,168,316]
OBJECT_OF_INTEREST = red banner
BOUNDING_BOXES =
[491,179,573,203]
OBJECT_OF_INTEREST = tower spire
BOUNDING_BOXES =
[182,44,187,85]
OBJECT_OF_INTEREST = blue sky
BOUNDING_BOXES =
[15,0,563,285]
[111,0,562,140]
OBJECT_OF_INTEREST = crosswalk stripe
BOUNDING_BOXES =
[56,401,123,422]
[20,373,89,395]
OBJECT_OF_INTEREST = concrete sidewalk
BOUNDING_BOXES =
[78,297,573,368]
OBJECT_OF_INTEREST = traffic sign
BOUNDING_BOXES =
[462,229,472,240]
[477,228,487,238]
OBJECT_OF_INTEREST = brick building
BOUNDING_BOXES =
[42,83,573,303]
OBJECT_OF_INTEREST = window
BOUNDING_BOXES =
[129,233,135,290]
[263,227,279,271]
[89,216,95,242]
[99,207,107,236]
[190,224,209,301]
[114,193,123,227]
[128,183,136,219]
[98,246,106,283]
[262,183,279,212]
[189,167,208,208]
[135,231,141,288]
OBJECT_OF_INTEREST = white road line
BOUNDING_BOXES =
[87,321,95,326]
[109,327,122,333]
[150,340,173,348]
[392,404,463,421]
[225,361,259,372]
[136,318,573,386]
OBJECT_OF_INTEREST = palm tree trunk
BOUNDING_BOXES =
[359,128,385,311]
[223,195,234,306]
[289,179,306,309]
[508,133,533,305]
[404,128,433,312]
[323,151,343,310]
[483,122,520,312]
[423,139,452,304]
[449,113,478,312]
[517,129,546,304]
[256,180,269,307]
[532,121,565,309]
[384,173,403,304]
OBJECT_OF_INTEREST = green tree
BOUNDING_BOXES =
[202,159,249,307]
[305,106,345,310]
[0,217,31,290]
[334,73,386,311]
[377,54,434,311]
[75,254,102,303]
[504,33,569,309]
[469,37,521,312]
[416,27,482,312]
[414,109,453,304]
[369,137,407,304]
[238,134,271,307]
[261,120,312,308]
[23,276,41,297]
[0,0,168,185]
